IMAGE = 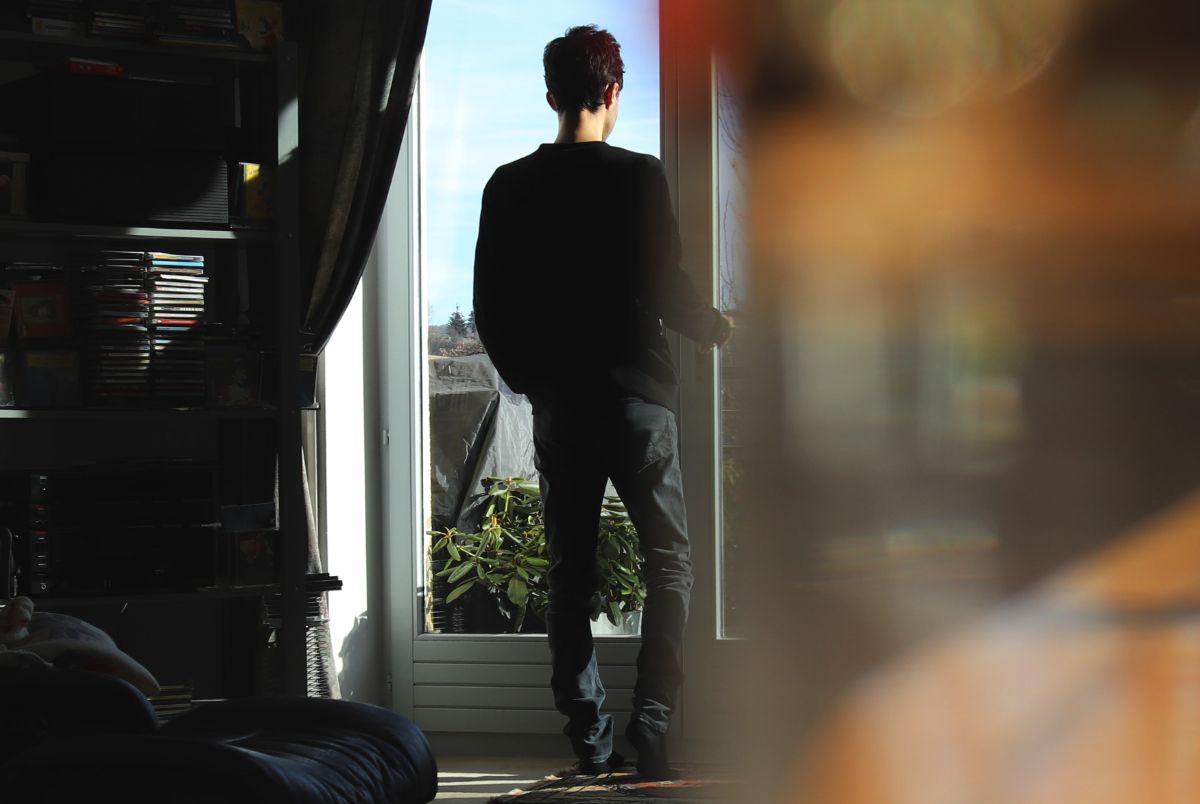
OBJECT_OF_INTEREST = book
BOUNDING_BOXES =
[236,162,272,219]
[21,350,79,407]
[0,352,13,407]
[0,288,14,345]
[150,252,204,262]
[206,346,259,407]
[30,17,86,36]
[63,58,127,78]
[14,281,71,339]
[235,0,282,51]
[0,152,30,217]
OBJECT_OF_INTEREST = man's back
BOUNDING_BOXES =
[474,141,720,411]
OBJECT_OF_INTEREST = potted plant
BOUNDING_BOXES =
[430,478,549,633]
[592,496,646,633]
[429,477,646,634]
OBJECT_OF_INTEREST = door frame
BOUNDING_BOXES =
[661,0,746,740]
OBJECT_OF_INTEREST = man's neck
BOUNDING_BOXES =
[554,111,607,144]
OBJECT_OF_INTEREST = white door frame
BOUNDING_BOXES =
[661,2,745,739]
[371,5,736,747]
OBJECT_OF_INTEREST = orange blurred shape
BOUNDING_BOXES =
[790,491,1200,804]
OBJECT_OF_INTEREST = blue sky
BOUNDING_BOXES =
[421,0,661,325]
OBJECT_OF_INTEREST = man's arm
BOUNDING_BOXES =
[473,172,529,390]
[641,157,731,347]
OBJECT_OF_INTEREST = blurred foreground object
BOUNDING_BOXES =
[723,0,1200,800]
[793,491,1200,803]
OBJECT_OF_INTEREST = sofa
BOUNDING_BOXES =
[0,668,438,803]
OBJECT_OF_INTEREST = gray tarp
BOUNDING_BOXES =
[428,354,536,533]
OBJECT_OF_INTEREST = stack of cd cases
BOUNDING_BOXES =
[149,252,207,406]
[78,251,152,405]
[89,1,150,39]
[76,250,207,407]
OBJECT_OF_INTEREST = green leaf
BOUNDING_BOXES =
[525,557,549,568]
[447,562,474,583]
[445,580,475,604]
[613,564,638,581]
[507,577,529,607]
[514,604,527,633]
[608,602,624,628]
[446,541,461,561]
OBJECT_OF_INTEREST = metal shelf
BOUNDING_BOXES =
[34,584,281,608]
[0,218,273,242]
[0,29,270,67]
[0,408,277,420]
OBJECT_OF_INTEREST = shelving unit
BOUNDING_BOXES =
[0,218,274,241]
[0,30,309,696]
[0,408,277,419]
[35,584,281,608]
[0,30,270,65]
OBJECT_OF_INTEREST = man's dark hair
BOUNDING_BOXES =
[543,25,624,113]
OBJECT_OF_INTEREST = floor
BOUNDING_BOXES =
[435,756,563,802]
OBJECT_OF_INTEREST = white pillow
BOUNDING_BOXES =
[15,611,160,697]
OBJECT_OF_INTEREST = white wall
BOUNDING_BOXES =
[322,280,369,692]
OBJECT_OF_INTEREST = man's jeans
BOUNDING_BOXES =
[531,395,693,765]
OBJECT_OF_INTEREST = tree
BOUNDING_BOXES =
[467,309,476,334]
[448,307,468,337]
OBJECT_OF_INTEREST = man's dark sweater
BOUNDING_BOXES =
[473,141,726,413]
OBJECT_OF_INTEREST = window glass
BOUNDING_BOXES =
[421,1,660,634]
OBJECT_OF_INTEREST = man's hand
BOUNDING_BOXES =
[699,314,735,354]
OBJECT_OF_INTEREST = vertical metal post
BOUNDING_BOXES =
[275,41,307,696]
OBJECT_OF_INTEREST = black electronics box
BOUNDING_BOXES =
[0,72,223,150]
[34,148,229,225]
[19,464,217,596]
[0,72,229,225]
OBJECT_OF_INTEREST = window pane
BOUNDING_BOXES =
[420,2,660,635]
[717,74,747,638]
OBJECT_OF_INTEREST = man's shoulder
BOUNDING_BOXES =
[601,144,661,168]
[584,145,663,182]
[497,144,660,170]
[483,150,545,194]
[484,145,662,194]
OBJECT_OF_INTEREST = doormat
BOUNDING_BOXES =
[488,764,736,801]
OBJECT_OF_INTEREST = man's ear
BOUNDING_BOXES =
[546,91,559,112]
[603,82,619,109]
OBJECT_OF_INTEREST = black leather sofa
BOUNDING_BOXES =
[0,668,438,803]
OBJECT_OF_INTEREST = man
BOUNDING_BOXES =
[473,25,732,779]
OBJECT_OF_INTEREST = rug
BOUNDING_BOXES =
[488,763,736,801]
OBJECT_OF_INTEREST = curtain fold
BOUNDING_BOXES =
[293,0,430,697]
[299,0,431,352]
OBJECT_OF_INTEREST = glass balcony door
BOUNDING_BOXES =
[661,11,750,740]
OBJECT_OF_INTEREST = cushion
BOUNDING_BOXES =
[13,612,159,696]
[0,667,157,761]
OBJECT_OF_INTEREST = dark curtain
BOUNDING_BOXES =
[298,0,431,353]
[291,0,430,697]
